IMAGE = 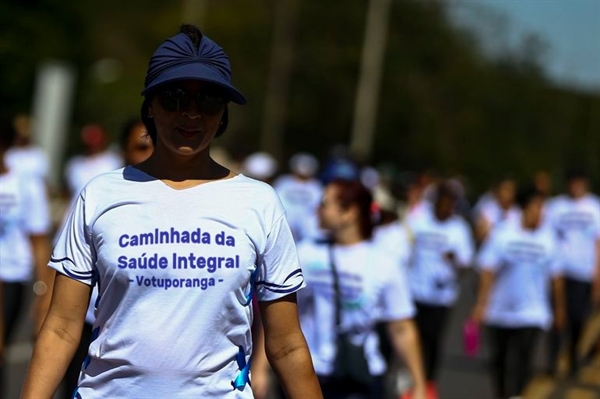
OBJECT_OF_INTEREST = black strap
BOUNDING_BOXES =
[327,241,343,328]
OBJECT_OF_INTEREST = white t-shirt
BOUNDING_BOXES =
[545,194,600,282]
[477,221,562,329]
[372,221,412,269]
[296,240,415,377]
[0,170,51,282]
[5,146,49,181]
[49,168,304,398]
[273,175,323,242]
[64,150,123,196]
[474,197,520,229]
[62,150,123,325]
[407,209,475,306]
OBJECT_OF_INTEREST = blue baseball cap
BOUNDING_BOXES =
[142,32,247,105]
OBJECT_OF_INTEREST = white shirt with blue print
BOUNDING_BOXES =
[296,240,415,377]
[407,208,475,306]
[545,193,600,282]
[0,169,51,282]
[477,221,562,329]
[49,167,304,399]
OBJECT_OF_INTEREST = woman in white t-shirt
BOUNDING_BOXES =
[544,169,600,376]
[472,186,566,399]
[22,25,321,399]
[297,179,426,399]
[473,177,520,244]
[0,118,52,393]
[406,181,475,393]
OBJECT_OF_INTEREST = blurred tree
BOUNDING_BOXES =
[0,0,597,195]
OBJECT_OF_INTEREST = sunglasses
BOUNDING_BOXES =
[157,87,226,115]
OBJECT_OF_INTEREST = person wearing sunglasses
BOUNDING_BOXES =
[21,24,322,399]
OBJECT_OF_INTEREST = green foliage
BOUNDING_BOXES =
[0,0,597,194]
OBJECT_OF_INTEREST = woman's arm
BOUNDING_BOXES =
[471,269,495,324]
[20,274,91,399]
[29,234,54,335]
[551,276,566,330]
[593,238,600,306]
[387,319,427,398]
[258,293,322,399]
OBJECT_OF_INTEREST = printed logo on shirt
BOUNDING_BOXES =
[115,227,242,291]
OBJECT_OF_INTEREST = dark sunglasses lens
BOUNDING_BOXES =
[196,93,226,115]
[159,88,189,111]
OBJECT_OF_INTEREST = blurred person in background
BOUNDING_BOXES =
[544,168,600,377]
[5,114,50,183]
[59,118,154,399]
[472,186,566,399]
[22,24,321,399]
[241,151,278,185]
[473,176,520,244]
[296,179,427,399]
[406,181,475,395]
[0,117,52,397]
[119,117,154,166]
[532,170,553,200]
[62,123,123,201]
[320,144,359,184]
[273,152,323,242]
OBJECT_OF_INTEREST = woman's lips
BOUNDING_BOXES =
[177,126,200,138]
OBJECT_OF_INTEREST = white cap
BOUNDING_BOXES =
[289,152,319,177]
[243,152,278,181]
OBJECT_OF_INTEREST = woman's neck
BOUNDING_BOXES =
[333,225,364,246]
[139,151,229,182]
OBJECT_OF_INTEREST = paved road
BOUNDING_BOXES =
[3,272,598,399]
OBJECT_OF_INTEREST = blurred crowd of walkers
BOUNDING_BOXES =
[236,147,599,399]
[1,111,599,399]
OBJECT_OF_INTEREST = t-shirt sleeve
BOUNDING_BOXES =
[377,257,415,321]
[454,221,475,268]
[548,233,564,277]
[48,192,96,285]
[477,230,502,272]
[255,212,305,302]
[22,177,51,235]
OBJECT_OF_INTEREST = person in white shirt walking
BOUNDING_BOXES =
[473,176,520,244]
[297,179,427,399]
[273,152,323,242]
[406,181,475,394]
[0,117,52,398]
[472,186,566,399]
[21,24,321,399]
[544,169,600,376]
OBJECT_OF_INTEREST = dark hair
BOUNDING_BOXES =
[515,185,543,209]
[565,167,588,182]
[435,180,458,203]
[329,178,374,239]
[120,117,144,151]
[0,117,17,149]
[140,24,229,145]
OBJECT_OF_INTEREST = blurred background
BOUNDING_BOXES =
[0,0,598,199]
[1,1,599,398]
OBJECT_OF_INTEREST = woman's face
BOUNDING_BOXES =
[148,80,225,157]
[318,184,346,232]
[124,123,153,165]
[522,196,544,228]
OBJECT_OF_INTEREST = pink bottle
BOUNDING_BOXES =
[463,319,480,358]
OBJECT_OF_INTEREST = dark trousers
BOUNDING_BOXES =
[2,282,27,344]
[62,322,94,399]
[414,302,450,381]
[1,281,27,397]
[318,375,383,399]
[488,326,541,399]
[547,277,592,375]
